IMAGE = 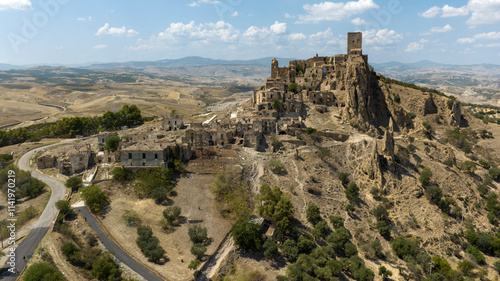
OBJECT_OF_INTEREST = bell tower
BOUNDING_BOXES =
[271,58,279,79]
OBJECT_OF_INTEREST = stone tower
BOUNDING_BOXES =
[347,32,362,54]
[271,58,279,79]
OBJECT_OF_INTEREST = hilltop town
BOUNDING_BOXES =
[2,32,500,281]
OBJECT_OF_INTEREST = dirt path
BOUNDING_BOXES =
[46,240,82,281]
[204,235,235,279]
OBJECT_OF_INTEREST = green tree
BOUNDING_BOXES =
[306,203,321,225]
[431,256,452,277]
[269,159,286,175]
[55,200,72,218]
[231,218,263,250]
[80,185,108,213]
[263,238,279,260]
[458,161,477,174]
[65,176,82,192]
[344,242,358,257]
[61,242,80,259]
[422,121,434,138]
[391,236,420,259]
[105,135,121,152]
[110,167,133,181]
[419,167,433,186]
[273,196,294,234]
[327,227,350,252]
[92,254,121,281]
[190,243,207,259]
[281,239,299,262]
[188,259,201,270]
[272,99,283,112]
[135,167,173,198]
[457,260,475,276]
[493,260,500,274]
[425,185,443,204]
[376,221,391,237]
[379,266,393,280]
[466,246,485,264]
[287,83,298,93]
[329,215,344,229]
[188,225,208,244]
[24,262,66,281]
[373,205,389,221]
[345,182,359,201]
[163,206,182,225]
[136,225,165,263]
[489,166,500,181]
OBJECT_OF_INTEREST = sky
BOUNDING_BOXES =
[0,0,499,66]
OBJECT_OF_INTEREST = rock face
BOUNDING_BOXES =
[361,141,383,186]
[343,57,412,135]
[423,94,438,115]
[382,130,396,172]
[449,101,463,126]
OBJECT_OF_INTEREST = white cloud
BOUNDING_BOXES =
[288,33,306,41]
[96,23,138,37]
[158,21,238,43]
[93,44,107,49]
[284,13,295,18]
[270,21,287,34]
[405,41,424,52]
[0,0,31,10]
[428,24,453,34]
[419,6,441,18]
[297,0,379,24]
[467,0,500,25]
[351,17,367,25]
[458,31,500,44]
[231,11,238,17]
[189,0,220,7]
[419,4,469,18]
[55,46,63,50]
[442,5,469,17]
[77,16,93,22]
[363,29,403,46]
[457,37,475,44]
[419,38,429,43]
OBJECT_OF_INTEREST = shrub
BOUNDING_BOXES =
[458,161,477,174]
[311,221,329,239]
[329,215,344,229]
[80,185,108,213]
[263,238,279,260]
[345,182,359,201]
[271,136,283,152]
[17,177,45,198]
[391,236,420,259]
[408,112,416,119]
[422,122,434,138]
[297,236,315,254]
[465,246,485,264]
[188,259,201,270]
[394,94,400,103]
[61,242,80,259]
[489,166,500,181]
[431,256,452,276]
[306,127,317,134]
[104,135,121,152]
[163,206,181,225]
[65,176,82,191]
[379,266,393,280]
[419,167,432,186]
[272,99,283,112]
[338,172,350,186]
[188,225,208,244]
[477,184,489,197]
[136,225,165,263]
[306,203,321,225]
[327,227,350,252]
[24,262,65,281]
[373,205,388,221]
[344,242,358,257]
[122,210,141,226]
[55,200,71,218]
[190,243,207,258]
[494,260,500,274]
[458,260,475,276]
[269,159,286,175]
[425,185,442,204]
[92,254,121,280]
[281,239,299,262]
[231,218,263,250]
[376,221,391,237]
[110,167,133,181]
[287,83,298,93]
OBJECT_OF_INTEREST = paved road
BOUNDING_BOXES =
[76,206,163,281]
[0,143,71,280]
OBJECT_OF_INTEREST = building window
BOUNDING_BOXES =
[142,153,146,159]
[128,153,132,159]
[155,153,158,159]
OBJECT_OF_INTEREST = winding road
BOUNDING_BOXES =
[0,142,163,281]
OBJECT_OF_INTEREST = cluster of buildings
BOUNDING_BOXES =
[36,32,365,176]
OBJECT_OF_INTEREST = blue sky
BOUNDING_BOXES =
[0,0,499,65]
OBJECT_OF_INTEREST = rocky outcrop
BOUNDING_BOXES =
[343,58,412,135]
[423,94,438,115]
[361,141,382,186]
[449,101,463,126]
[382,130,395,172]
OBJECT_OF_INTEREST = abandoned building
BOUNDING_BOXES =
[164,115,184,131]
[120,140,192,169]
